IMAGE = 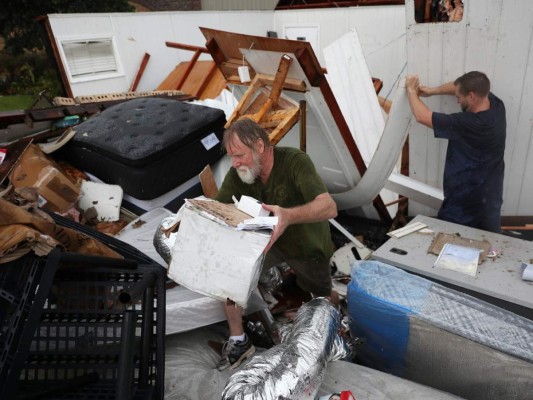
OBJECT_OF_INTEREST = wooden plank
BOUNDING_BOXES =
[157,63,188,91]
[129,52,151,92]
[251,55,293,123]
[199,165,219,199]
[0,111,26,127]
[165,42,209,53]
[268,107,300,145]
[157,61,226,99]
[63,104,101,116]
[176,49,202,90]
[28,109,65,122]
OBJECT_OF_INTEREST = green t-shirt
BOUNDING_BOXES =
[215,147,333,262]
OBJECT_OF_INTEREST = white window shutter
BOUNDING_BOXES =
[62,40,117,78]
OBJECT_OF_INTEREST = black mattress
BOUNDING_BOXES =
[59,98,226,199]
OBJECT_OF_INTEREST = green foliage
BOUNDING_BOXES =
[0,51,62,97]
[0,95,34,112]
[0,0,134,96]
[0,0,135,54]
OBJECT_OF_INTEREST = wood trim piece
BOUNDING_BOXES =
[165,42,209,53]
[39,16,73,98]
[129,52,151,92]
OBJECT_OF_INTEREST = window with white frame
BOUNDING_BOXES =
[61,38,119,80]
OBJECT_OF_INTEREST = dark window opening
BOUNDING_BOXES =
[415,0,464,23]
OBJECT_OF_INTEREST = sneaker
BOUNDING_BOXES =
[217,335,255,371]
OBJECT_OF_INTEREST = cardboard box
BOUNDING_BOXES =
[168,203,271,307]
[9,145,80,213]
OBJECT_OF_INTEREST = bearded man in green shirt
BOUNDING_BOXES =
[215,118,338,371]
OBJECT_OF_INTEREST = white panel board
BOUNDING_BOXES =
[48,11,274,96]
[273,6,406,99]
[405,0,533,217]
[323,29,385,164]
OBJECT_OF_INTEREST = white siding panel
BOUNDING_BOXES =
[491,1,533,215]
[49,11,274,96]
[406,0,533,217]
[273,6,407,98]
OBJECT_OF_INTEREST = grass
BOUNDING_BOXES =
[0,95,34,112]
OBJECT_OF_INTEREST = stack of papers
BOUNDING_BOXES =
[237,216,278,231]
[434,243,481,277]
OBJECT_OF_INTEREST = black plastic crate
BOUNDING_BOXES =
[45,211,158,265]
[1,249,61,397]
[2,251,165,400]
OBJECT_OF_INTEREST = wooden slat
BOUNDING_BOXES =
[28,109,65,122]
[268,107,300,145]
[199,164,219,199]
[129,52,151,92]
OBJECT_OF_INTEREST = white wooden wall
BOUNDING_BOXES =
[273,6,407,98]
[48,11,274,96]
[49,6,406,100]
[405,0,533,217]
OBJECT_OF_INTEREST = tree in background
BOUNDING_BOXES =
[0,0,134,54]
[0,0,134,100]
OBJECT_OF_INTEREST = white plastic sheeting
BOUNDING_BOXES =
[164,326,463,400]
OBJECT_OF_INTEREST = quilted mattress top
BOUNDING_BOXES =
[70,98,226,166]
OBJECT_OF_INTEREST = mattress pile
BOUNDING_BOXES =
[347,260,533,400]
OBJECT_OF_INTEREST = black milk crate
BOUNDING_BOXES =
[0,249,61,397]
[4,251,166,400]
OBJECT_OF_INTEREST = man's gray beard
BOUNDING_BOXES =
[237,164,260,184]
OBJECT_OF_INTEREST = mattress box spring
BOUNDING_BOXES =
[59,98,226,199]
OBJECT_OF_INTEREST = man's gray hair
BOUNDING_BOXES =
[223,118,271,151]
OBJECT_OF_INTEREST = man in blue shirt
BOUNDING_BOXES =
[406,71,506,233]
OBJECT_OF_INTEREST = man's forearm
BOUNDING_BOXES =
[285,192,337,225]
[428,81,456,96]
[407,88,433,128]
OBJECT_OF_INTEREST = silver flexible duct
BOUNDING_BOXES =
[222,298,349,400]
[153,214,181,264]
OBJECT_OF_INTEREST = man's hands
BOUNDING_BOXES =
[261,192,337,253]
[406,75,433,97]
[261,204,287,253]
[405,74,434,128]
[406,74,420,94]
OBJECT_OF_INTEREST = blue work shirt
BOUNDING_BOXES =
[432,93,506,232]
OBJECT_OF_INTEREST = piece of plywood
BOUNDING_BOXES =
[199,165,219,199]
[324,29,385,165]
[157,60,226,100]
